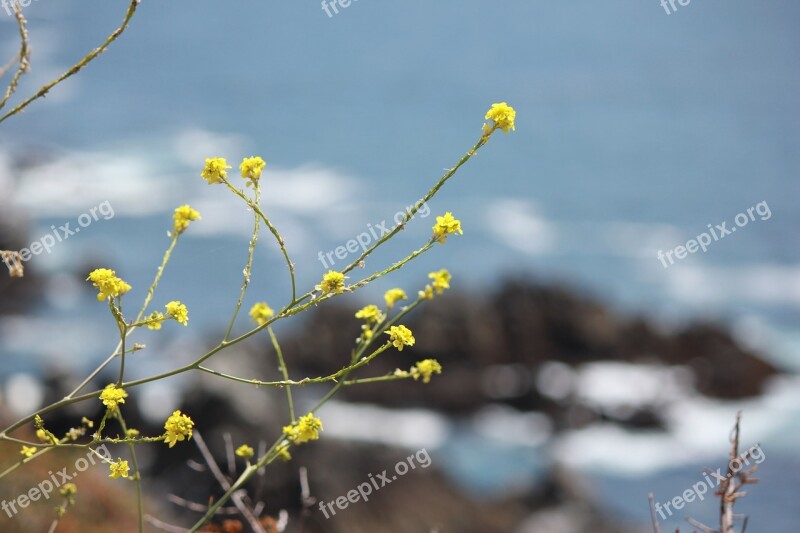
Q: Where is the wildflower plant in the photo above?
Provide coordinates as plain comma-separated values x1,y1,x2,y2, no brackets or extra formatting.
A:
0,102,516,531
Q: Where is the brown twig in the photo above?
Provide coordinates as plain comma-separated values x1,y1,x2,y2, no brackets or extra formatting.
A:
1,251,24,277
0,3,30,111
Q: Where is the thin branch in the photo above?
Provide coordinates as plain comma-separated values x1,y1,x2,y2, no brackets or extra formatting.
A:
0,3,30,111
192,431,266,533
0,0,141,124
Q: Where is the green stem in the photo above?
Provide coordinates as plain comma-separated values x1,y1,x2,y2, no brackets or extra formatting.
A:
222,178,297,303
269,326,295,422
224,185,261,341
0,0,141,124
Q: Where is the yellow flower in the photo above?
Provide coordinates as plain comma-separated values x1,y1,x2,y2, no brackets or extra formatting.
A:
87,268,132,301
428,269,451,295
235,444,254,458
100,384,128,410
164,410,194,448
283,413,323,445
201,157,231,184
276,444,292,462
386,325,415,351
317,270,346,294
418,285,434,300
384,288,407,309
20,445,36,458
59,483,77,497
108,458,130,479
240,156,266,185
172,204,201,234
249,302,274,326
126,429,140,438
146,311,165,330
355,304,383,323
432,212,463,243
165,301,189,326
485,102,516,133
411,359,443,384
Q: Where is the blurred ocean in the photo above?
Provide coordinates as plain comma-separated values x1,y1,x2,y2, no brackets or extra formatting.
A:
0,0,798,529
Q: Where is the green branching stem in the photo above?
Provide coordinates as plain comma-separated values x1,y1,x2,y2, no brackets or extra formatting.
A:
0,0,141,124
269,326,295,422
224,184,261,341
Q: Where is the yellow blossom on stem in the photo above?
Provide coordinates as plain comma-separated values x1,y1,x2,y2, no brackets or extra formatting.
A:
485,102,516,133
418,285,434,300
317,270,346,294
163,410,194,448
276,444,292,462
146,311,165,330
386,325,415,351
100,384,128,410
172,204,201,234
59,483,77,497
235,444,254,458
355,304,383,323
384,288,407,309
201,157,231,184
20,445,36,458
165,301,189,326
249,302,274,326
428,269,451,295
87,268,132,301
108,458,129,479
240,156,266,186
432,212,463,243
283,413,323,445
411,359,443,384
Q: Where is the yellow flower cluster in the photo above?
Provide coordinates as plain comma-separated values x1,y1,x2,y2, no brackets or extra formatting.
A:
411,359,443,383
249,302,274,326
235,444,254,458
146,311,166,330
419,269,452,300
384,288,407,309
429,269,451,294
201,157,232,184
432,212,463,243
20,445,36,458
317,270,346,294
355,304,383,323
240,156,266,186
164,410,194,448
108,459,130,479
100,384,128,410
172,204,201,234
59,483,77,498
165,301,189,326
485,102,516,133
386,325,415,351
87,268,132,301
283,413,323,445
